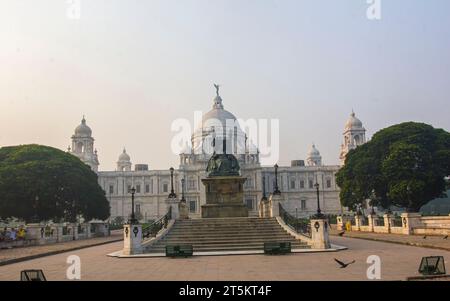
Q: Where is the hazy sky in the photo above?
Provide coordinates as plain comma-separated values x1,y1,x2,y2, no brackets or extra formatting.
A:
1,0,449,170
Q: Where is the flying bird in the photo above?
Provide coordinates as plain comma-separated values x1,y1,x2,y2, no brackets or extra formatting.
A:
338,231,345,237
423,235,427,239
334,258,355,269
443,235,448,240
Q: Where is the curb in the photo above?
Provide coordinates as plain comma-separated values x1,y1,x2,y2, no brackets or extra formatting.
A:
331,234,450,252
0,238,123,267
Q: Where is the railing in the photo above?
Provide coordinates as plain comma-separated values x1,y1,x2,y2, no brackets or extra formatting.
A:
392,216,403,227
142,207,172,240
361,218,369,226
375,217,385,227
279,204,311,238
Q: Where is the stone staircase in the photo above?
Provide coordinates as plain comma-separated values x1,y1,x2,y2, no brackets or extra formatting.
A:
145,217,310,253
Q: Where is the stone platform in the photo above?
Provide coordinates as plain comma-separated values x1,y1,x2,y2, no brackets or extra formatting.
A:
201,176,248,218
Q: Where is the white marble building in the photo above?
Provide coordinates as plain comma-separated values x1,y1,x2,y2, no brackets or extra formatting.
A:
69,91,366,221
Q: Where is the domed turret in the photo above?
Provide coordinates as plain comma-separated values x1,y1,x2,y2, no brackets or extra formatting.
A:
345,111,363,130
74,116,92,137
117,148,132,171
340,111,366,165
306,144,322,166
70,116,99,172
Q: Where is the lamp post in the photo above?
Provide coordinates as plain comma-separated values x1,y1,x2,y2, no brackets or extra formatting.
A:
314,182,324,218
262,176,267,200
273,164,281,195
168,167,177,198
181,178,186,202
129,186,137,224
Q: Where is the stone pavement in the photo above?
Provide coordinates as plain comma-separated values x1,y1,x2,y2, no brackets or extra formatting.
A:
0,230,122,266
0,236,449,281
330,229,450,251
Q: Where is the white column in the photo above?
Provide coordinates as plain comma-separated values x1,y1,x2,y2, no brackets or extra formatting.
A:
123,224,142,255
310,219,331,249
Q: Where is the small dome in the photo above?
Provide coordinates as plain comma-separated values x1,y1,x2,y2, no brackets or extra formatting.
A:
307,144,321,157
74,117,92,137
345,111,363,129
118,148,131,162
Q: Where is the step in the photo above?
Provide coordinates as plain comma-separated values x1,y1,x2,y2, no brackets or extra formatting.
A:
147,244,311,253
148,230,297,239
158,237,304,244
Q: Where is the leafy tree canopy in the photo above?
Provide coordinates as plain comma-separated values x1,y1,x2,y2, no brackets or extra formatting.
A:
0,144,110,222
336,122,450,212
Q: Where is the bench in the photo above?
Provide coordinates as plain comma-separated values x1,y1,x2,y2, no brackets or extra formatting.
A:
264,241,291,255
165,244,194,258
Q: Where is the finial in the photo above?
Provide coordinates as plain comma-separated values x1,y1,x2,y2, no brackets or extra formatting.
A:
123,147,126,153
82,115,86,123
351,109,355,117
67,145,71,152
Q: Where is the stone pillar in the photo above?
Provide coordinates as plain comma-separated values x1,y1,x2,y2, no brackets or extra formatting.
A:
383,214,391,233
310,219,331,249
55,224,64,242
26,224,46,244
84,223,92,238
401,212,422,235
166,198,179,220
367,214,375,232
259,198,270,218
336,216,344,231
179,200,189,219
354,215,361,231
71,223,79,240
270,194,282,217
123,224,142,255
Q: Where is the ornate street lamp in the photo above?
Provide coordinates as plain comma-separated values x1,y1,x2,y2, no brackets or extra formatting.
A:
181,178,186,203
262,176,267,200
168,167,177,198
273,164,281,195
313,182,324,218
129,186,137,224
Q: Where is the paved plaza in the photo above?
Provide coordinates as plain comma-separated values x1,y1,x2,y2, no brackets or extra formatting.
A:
1,236,449,281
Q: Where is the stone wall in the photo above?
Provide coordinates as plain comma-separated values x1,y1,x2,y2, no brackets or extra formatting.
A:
0,222,109,249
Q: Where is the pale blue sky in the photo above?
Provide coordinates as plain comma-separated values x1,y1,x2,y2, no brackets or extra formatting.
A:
0,0,449,170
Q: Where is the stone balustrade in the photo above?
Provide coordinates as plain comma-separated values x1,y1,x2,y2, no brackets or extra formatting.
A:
336,213,450,236
0,221,110,249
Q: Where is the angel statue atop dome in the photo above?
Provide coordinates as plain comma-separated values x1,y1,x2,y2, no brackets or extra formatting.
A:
214,83,220,96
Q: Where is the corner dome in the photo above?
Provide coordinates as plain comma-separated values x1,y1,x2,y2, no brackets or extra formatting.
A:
74,117,92,137
307,144,321,157
118,148,131,162
345,111,363,129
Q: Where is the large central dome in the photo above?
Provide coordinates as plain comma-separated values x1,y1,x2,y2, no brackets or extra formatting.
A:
192,87,246,157
201,95,238,128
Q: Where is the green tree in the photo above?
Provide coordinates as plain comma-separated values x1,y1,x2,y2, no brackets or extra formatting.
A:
336,122,450,212
0,144,110,222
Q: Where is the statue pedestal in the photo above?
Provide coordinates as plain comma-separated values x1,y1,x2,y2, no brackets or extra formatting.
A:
201,176,248,218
